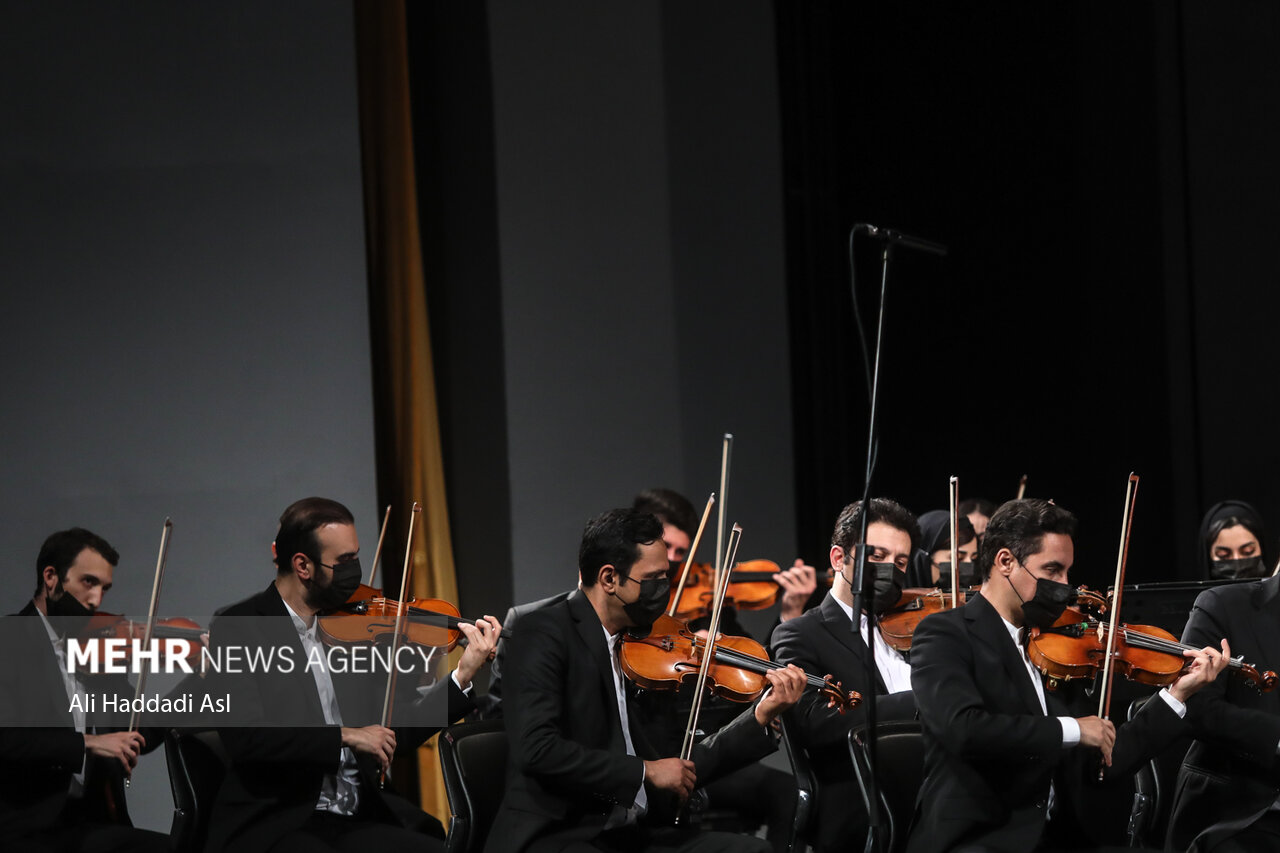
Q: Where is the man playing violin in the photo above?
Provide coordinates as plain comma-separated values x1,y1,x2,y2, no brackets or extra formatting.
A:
769,496,920,853
907,498,1230,853
202,497,502,853
631,488,813,852
486,507,806,853
0,527,169,853
633,488,819,629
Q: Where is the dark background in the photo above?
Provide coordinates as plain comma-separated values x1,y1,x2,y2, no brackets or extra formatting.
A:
776,1,1280,589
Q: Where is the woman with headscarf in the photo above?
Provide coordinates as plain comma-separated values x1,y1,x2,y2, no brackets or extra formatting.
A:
1197,499,1271,580
907,509,979,589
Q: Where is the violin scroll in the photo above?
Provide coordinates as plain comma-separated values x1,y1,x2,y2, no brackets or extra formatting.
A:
1069,585,1108,615
1233,660,1279,694
818,674,862,714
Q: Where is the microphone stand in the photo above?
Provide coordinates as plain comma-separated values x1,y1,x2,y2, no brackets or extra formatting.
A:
847,224,946,853
849,238,892,853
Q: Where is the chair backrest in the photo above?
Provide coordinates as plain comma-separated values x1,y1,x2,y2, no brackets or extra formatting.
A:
1126,693,1191,850
848,718,926,853
779,713,818,853
439,718,509,853
165,728,230,852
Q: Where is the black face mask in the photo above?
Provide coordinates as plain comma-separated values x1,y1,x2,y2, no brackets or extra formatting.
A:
867,561,907,614
307,557,363,612
1209,556,1266,580
668,560,683,580
47,580,94,636
936,561,977,589
1008,567,1072,629
616,573,671,637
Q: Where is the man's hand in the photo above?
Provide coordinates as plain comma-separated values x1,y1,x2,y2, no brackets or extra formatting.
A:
1076,715,1116,767
1169,638,1231,704
643,757,696,799
455,616,503,689
754,663,807,726
776,560,818,622
85,731,146,772
341,725,396,770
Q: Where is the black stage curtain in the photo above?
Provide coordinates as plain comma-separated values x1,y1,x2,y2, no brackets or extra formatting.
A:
775,1,1206,587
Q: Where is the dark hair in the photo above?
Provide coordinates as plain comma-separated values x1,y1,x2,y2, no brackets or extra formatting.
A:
274,497,356,575
632,488,698,539
958,498,997,519
978,499,1077,579
579,508,664,587
831,498,921,555
917,510,977,555
1207,516,1263,549
35,528,119,596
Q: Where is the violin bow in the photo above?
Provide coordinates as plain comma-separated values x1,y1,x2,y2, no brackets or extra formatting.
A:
1097,473,1139,777
668,493,715,619
949,476,960,608
367,504,392,588
714,433,733,594
125,518,174,785
379,502,421,787
681,524,744,761
1015,474,1028,500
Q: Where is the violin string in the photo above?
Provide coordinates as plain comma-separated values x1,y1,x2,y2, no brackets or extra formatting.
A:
1085,621,1247,672
706,644,830,690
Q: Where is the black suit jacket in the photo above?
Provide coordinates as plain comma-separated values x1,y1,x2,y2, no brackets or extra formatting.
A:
1167,574,1280,852
202,583,474,853
907,591,1188,853
0,601,168,838
769,592,916,853
483,590,577,718
484,590,778,853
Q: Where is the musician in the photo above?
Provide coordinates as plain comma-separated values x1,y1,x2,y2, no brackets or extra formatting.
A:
486,507,806,853
907,498,1229,853
1166,567,1280,851
1197,499,1270,580
632,489,807,850
769,497,920,853
906,509,979,589
203,497,501,853
0,527,169,853
633,488,819,627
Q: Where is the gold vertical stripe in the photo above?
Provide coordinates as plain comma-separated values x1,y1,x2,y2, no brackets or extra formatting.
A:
354,0,456,825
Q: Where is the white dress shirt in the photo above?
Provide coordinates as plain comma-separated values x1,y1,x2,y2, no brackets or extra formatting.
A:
603,627,647,828
283,600,361,816
832,595,915,693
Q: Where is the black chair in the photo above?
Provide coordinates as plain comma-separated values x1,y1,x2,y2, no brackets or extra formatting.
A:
848,718,926,853
778,713,819,853
438,718,509,853
1125,694,1191,849
164,728,229,852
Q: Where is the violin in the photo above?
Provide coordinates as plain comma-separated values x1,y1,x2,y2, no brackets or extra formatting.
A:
80,611,206,665
877,476,974,652
878,583,1107,653
1027,606,1278,693
667,560,787,619
319,583,511,650
619,613,859,711
1028,592,1277,694
878,588,972,652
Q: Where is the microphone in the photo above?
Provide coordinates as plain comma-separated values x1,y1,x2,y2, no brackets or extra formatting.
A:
854,223,948,257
